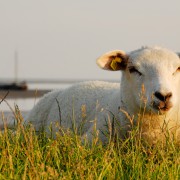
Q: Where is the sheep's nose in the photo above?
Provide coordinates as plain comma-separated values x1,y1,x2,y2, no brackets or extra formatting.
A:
154,91,172,102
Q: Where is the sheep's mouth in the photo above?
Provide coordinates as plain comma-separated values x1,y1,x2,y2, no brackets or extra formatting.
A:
152,101,173,112
158,106,172,112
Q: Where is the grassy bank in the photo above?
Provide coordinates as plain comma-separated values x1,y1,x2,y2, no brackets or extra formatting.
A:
0,109,180,180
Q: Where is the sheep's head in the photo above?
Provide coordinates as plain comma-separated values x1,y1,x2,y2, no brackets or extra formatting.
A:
97,47,180,114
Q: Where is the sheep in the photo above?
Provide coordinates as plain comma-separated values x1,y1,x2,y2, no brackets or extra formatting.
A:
26,46,180,145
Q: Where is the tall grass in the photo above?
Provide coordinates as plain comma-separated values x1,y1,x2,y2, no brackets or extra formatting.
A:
0,107,180,179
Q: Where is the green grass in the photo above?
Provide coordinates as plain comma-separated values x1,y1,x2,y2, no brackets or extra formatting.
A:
0,108,180,180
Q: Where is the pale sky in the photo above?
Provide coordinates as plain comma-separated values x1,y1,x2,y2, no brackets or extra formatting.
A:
0,0,180,81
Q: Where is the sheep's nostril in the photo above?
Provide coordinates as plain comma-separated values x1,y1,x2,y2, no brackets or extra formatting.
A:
166,92,172,98
154,92,165,101
154,91,172,102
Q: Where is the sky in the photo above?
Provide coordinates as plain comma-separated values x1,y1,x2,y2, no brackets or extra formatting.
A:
0,0,180,82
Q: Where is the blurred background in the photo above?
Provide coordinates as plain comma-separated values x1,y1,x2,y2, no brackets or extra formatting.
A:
0,0,180,111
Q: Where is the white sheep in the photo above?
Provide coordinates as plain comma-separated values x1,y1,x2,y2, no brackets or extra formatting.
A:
26,46,180,144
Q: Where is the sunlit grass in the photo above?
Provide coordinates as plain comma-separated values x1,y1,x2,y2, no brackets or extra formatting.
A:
0,107,180,179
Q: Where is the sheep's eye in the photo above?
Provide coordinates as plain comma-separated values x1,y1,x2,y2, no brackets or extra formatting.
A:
173,67,180,75
176,67,180,72
129,67,142,76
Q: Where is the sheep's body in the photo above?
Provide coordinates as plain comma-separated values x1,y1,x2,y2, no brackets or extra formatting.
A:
26,46,180,144
26,81,121,142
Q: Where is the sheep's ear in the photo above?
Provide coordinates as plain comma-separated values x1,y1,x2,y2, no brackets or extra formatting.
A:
96,50,128,71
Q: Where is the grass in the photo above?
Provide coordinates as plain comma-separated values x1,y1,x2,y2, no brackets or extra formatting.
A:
0,107,180,179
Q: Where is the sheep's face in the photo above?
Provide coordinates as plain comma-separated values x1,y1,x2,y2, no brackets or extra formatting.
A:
126,47,180,114
97,47,180,114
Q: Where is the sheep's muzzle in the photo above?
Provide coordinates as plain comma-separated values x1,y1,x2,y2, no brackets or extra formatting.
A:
153,101,173,112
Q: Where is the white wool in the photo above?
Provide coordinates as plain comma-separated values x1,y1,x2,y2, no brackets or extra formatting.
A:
26,46,180,144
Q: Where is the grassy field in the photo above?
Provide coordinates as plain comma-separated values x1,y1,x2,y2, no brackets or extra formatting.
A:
0,107,180,180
